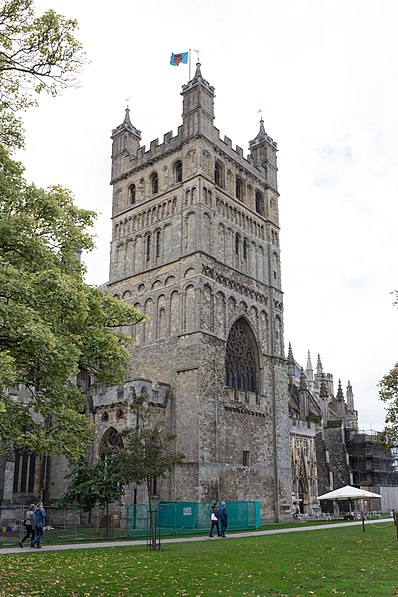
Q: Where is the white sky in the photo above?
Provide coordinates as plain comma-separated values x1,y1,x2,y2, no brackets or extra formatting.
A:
17,0,398,430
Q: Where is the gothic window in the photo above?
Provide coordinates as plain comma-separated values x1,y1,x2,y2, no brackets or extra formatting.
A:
151,172,159,194
129,184,136,204
156,230,161,258
13,449,36,494
235,233,240,257
236,177,243,200
99,427,124,460
174,160,183,183
146,234,151,262
225,319,257,392
116,409,124,420
243,239,248,261
255,190,264,215
101,411,109,422
243,450,250,467
214,161,224,188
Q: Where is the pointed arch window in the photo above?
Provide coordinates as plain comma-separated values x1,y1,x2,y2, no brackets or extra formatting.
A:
255,190,264,215
146,234,151,262
151,172,159,194
99,427,124,460
175,160,183,183
214,161,224,188
129,184,136,204
225,319,257,392
156,230,161,258
236,177,243,200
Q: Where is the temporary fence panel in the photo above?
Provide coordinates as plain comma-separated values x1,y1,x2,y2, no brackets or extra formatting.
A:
127,501,260,538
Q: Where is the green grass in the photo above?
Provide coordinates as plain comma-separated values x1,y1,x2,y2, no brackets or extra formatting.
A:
1,522,397,596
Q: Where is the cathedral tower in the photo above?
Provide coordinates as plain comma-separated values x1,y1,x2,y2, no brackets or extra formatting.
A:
106,65,291,519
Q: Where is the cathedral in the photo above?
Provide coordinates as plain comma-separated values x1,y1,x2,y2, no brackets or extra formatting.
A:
1,64,389,523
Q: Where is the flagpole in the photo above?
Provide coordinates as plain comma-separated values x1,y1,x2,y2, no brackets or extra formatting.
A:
189,48,191,80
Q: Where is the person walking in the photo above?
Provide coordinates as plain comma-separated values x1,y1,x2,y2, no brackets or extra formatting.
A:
209,502,221,537
218,501,228,537
32,501,46,549
19,504,36,548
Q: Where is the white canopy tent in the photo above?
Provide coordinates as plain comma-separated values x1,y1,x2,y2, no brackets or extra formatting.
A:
317,486,382,531
317,485,381,501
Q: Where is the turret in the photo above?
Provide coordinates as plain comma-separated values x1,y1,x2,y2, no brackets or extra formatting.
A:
345,381,359,430
248,117,278,192
287,342,295,386
319,379,329,424
299,367,308,420
181,63,215,139
335,379,346,418
111,107,141,180
306,350,314,390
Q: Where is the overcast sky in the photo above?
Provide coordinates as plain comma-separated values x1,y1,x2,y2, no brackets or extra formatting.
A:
17,0,398,430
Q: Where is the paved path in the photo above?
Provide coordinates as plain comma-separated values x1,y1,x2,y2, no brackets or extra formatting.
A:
1,518,392,555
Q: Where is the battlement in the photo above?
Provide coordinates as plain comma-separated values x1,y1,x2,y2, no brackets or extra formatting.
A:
89,377,171,410
121,121,271,180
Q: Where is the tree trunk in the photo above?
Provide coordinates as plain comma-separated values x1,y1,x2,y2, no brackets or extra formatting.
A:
106,501,110,541
147,480,156,550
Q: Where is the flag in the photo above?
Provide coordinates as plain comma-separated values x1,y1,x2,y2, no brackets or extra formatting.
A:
170,52,188,66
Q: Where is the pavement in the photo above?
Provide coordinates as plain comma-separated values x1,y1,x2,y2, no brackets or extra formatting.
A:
1,518,392,555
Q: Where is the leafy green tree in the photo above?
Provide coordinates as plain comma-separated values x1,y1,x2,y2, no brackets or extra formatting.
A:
57,458,124,540
378,291,398,446
0,146,145,458
0,0,85,149
378,363,398,447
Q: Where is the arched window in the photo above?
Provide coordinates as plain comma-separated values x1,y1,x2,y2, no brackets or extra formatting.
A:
243,239,248,261
129,184,136,204
236,177,243,200
146,234,151,262
214,162,224,188
101,411,109,422
235,233,240,257
151,172,159,194
255,190,264,215
175,160,182,183
99,427,124,460
156,230,161,258
225,319,257,392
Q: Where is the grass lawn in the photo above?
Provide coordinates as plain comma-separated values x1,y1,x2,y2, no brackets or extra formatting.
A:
1,522,397,596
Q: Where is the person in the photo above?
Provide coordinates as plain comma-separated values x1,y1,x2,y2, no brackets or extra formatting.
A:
19,504,36,548
218,501,228,537
32,501,46,548
209,502,221,537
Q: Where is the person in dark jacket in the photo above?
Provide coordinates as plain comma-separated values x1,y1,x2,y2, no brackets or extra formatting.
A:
208,502,221,537
218,501,228,537
32,502,46,548
19,504,36,548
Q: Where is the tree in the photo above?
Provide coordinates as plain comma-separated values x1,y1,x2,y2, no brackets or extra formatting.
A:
0,0,85,149
378,291,398,446
0,146,145,459
112,394,185,548
57,458,124,540
378,363,398,447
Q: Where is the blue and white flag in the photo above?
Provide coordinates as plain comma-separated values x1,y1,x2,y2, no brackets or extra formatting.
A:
170,52,188,66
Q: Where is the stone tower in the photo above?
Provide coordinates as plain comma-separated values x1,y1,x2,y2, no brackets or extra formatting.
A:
106,64,291,520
